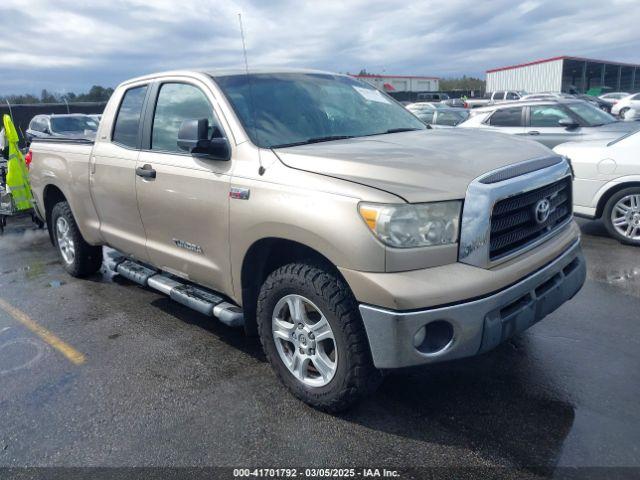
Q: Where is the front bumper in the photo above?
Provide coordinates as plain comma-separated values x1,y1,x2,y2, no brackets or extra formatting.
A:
359,240,586,369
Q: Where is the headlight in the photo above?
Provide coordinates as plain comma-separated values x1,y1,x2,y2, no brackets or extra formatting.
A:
359,201,461,248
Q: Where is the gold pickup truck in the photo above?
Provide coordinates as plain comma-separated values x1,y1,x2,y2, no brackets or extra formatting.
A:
28,69,586,411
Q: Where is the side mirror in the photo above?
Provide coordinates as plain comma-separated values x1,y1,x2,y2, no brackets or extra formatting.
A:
558,118,580,130
177,118,231,161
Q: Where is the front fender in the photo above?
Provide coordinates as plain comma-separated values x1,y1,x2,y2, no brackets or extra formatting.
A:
592,175,640,208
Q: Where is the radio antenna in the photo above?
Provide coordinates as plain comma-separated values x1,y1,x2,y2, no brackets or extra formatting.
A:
238,13,265,176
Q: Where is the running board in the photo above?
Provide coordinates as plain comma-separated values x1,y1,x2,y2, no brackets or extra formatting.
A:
112,259,244,328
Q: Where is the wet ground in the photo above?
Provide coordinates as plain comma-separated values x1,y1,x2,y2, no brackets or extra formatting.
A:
0,217,638,479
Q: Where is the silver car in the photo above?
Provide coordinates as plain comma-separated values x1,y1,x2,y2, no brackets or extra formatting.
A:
26,114,99,143
458,99,638,148
407,102,470,127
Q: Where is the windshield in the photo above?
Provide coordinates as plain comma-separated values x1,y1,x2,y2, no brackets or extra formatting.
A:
213,73,425,148
50,116,99,133
565,102,617,126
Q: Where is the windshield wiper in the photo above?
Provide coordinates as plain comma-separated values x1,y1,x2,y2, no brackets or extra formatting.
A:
271,135,354,149
384,127,423,134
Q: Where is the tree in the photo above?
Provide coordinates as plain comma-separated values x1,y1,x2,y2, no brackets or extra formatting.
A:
439,75,486,92
3,86,115,105
40,89,58,103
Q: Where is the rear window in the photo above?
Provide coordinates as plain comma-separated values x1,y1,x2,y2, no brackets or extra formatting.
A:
112,85,148,148
434,110,468,126
50,116,98,133
487,107,523,126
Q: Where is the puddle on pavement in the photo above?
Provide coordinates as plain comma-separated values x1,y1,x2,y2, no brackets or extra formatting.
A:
1,265,31,275
24,262,45,279
586,259,640,298
47,280,66,288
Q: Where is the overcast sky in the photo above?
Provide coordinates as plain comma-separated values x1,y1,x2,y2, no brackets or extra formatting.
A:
1,0,638,95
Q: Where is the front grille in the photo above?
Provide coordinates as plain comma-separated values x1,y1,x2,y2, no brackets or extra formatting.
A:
489,177,572,260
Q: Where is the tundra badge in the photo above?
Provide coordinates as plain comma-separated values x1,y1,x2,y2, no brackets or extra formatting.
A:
173,239,204,254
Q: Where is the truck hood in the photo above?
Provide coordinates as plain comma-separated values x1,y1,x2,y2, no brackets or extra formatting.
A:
274,129,554,203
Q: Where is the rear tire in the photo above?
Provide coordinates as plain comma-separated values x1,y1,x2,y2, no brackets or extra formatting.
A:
618,107,630,118
603,187,640,246
51,201,103,277
257,262,381,412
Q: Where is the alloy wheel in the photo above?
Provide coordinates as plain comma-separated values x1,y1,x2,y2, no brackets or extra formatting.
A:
55,217,76,264
272,294,338,387
611,194,640,241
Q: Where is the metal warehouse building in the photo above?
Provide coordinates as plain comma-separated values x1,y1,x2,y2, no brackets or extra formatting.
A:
486,56,640,94
353,74,440,93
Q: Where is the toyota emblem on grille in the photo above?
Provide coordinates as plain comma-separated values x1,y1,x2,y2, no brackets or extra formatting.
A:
534,198,551,224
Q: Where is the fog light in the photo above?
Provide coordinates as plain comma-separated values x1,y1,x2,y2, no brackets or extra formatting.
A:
414,320,454,354
413,326,426,348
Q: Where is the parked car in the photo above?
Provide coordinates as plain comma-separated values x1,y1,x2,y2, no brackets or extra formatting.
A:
26,114,99,143
623,108,640,122
441,98,466,108
409,105,469,127
611,93,640,117
464,90,525,108
458,99,637,148
29,68,585,411
554,129,640,245
598,92,630,106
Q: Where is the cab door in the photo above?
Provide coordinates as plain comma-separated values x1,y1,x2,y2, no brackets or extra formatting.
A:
524,104,583,148
135,80,233,294
89,83,150,261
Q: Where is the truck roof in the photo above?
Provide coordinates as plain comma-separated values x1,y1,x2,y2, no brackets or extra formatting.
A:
121,67,341,86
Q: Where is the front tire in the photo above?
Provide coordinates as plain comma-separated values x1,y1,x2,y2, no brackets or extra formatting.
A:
257,262,381,412
603,187,640,246
51,201,103,277
618,107,630,118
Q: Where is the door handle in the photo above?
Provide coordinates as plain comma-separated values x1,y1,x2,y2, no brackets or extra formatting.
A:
528,131,540,135
136,164,156,179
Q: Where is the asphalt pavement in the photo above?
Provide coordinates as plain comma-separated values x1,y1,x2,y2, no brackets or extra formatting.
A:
0,216,638,479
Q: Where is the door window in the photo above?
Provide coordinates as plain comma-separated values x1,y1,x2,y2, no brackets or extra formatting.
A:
493,91,505,101
112,85,148,148
530,105,572,127
151,83,218,153
487,107,523,126
505,91,519,100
